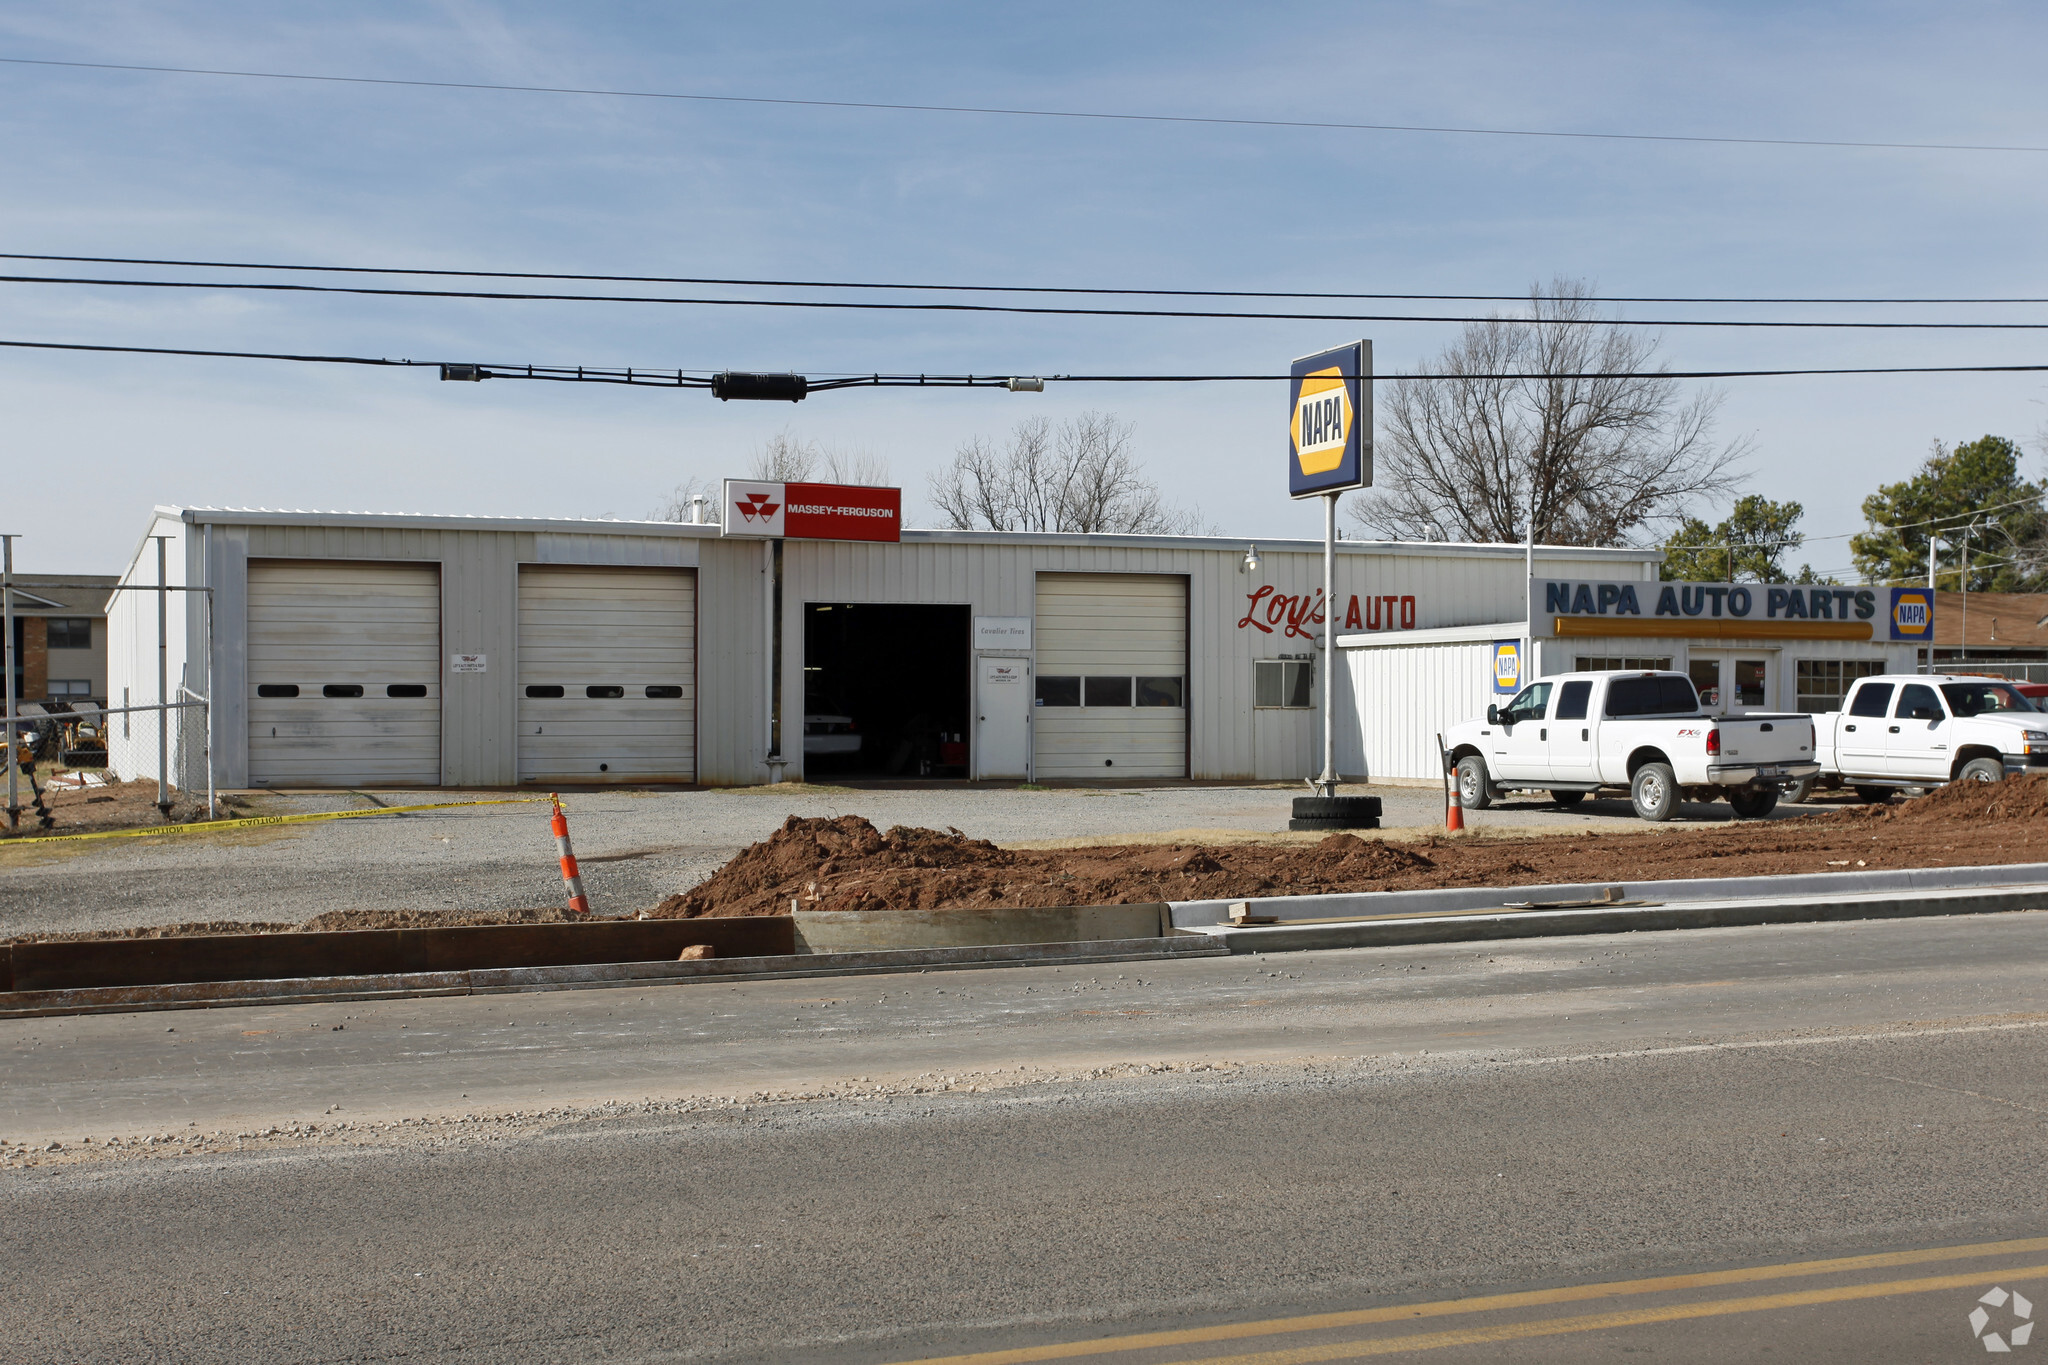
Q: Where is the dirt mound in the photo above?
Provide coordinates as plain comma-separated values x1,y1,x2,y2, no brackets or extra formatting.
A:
1851,772,2048,825
647,820,1440,918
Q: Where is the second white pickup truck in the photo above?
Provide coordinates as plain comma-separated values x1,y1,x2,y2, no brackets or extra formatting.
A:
1813,674,2048,800
1442,670,1819,821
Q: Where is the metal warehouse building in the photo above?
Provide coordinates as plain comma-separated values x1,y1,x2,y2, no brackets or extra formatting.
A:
108,505,1905,790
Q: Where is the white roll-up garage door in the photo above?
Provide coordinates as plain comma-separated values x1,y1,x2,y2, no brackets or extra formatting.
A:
518,566,695,783
1032,573,1187,779
247,560,442,786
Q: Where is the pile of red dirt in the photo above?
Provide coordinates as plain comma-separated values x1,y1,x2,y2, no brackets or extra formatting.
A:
650,782,2048,919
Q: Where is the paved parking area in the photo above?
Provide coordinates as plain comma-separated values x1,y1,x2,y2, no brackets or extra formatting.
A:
0,780,1827,939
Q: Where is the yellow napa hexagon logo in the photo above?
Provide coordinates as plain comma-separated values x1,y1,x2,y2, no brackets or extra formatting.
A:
1292,367,1354,475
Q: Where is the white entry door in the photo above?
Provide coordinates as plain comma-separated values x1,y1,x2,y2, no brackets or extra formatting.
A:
976,658,1030,779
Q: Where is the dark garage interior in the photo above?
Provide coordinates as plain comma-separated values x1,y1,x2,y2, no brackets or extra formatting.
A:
802,603,971,777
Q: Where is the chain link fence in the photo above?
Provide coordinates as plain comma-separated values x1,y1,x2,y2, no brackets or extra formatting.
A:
4,695,213,833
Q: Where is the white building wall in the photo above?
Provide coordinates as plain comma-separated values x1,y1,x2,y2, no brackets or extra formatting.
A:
105,514,197,785
1345,637,1501,781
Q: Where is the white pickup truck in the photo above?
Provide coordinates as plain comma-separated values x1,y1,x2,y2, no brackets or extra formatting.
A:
1442,670,1819,821
1813,674,2048,800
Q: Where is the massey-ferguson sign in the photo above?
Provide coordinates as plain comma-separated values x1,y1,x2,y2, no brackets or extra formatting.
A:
720,480,901,542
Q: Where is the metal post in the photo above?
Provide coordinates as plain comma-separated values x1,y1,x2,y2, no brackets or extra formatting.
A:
1926,535,1938,673
154,536,170,817
202,525,216,819
1521,483,1537,693
1960,525,1971,671
2,534,16,829
1314,491,1338,795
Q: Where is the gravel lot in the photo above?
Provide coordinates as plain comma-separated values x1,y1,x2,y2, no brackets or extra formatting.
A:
0,780,1817,939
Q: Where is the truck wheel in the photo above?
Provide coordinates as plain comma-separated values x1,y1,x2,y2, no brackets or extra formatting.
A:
1727,786,1779,819
1854,785,1893,804
1782,775,1817,804
1630,763,1679,822
1549,789,1586,807
1958,757,2006,784
1455,756,1494,811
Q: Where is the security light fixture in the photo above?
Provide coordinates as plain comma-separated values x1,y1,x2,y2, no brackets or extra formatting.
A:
1241,544,1261,574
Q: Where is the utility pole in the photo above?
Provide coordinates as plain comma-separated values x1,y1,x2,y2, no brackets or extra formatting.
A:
1926,535,1939,673
1314,490,1338,795
2,535,17,829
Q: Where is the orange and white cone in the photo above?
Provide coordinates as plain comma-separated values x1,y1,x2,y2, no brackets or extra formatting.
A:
1446,786,1466,833
551,793,591,915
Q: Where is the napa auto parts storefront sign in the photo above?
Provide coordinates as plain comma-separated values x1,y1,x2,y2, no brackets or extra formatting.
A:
721,480,901,542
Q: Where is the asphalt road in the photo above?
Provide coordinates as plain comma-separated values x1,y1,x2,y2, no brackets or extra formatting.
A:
0,781,1834,939
5,911,2045,1362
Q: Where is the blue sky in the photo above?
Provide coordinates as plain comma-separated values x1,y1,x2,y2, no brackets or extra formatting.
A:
3,1,2046,574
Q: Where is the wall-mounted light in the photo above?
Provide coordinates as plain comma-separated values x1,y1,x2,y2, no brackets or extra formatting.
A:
1241,544,1261,574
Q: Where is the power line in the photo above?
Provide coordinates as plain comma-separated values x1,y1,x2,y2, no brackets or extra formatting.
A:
4,252,2044,307
6,336,2048,385
9,271,2048,329
5,55,2044,156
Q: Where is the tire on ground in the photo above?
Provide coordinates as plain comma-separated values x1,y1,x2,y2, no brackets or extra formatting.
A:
1782,775,1817,804
1455,755,1494,811
1290,795,1384,820
1958,757,2006,784
1288,815,1383,831
1630,762,1679,822
1727,785,1779,819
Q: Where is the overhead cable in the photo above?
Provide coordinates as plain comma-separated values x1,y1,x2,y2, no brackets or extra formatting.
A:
7,272,2048,329
3,252,2043,306
4,55,2044,156
6,337,2048,385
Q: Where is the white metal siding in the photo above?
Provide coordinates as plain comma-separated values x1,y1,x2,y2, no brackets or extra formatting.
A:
1347,639,1498,781
1033,573,1187,779
246,560,442,786
517,566,696,783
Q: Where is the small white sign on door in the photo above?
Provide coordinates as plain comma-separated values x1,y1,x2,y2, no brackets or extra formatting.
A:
975,616,1031,652
450,653,488,673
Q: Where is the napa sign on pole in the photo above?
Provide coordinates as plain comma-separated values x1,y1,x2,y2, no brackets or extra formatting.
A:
1289,341,1373,793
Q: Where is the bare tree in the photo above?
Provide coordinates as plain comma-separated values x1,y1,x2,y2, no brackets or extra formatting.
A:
1349,279,1747,546
928,412,1204,534
748,429,819,482
656,430,894,523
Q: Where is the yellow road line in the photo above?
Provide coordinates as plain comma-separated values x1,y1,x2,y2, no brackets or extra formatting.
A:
0,796,549,845
1170,1262,2048,1364
885,1236,2048,1365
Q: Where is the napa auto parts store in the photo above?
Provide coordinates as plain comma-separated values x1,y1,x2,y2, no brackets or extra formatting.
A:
106,487,1906,790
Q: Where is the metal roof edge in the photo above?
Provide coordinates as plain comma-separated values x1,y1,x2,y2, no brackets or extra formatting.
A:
1338,621,1528,649
170,507,722,537
897,529,1660,558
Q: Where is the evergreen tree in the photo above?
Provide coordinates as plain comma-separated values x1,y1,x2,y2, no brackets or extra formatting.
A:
1850,436,2047,590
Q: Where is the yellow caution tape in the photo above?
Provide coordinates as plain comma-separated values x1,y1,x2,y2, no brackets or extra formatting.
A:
0,796,552,846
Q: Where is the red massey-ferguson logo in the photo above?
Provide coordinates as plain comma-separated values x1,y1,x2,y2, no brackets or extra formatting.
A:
734,491,780,523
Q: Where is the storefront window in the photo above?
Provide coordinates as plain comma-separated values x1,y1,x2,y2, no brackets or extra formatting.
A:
1795,659,1884,713
1083,676,1133,708
1574,656,1672,671
1254,659,1314,709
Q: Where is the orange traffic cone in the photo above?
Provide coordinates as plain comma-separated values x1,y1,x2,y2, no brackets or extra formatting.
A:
1446,787,1466,833
550,793,591,915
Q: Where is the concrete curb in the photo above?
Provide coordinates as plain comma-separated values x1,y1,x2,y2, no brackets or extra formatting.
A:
1180,882,2048,953
0,936,1228,1020
1168,860,2048,928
